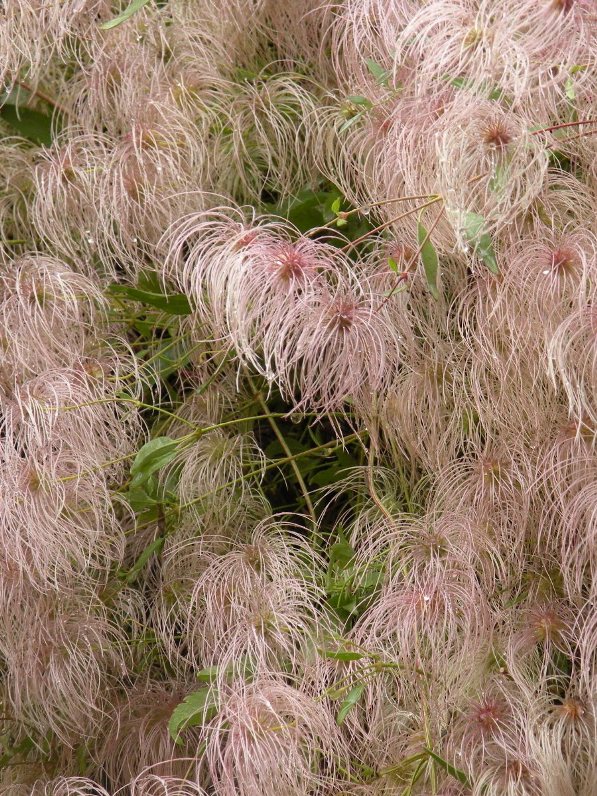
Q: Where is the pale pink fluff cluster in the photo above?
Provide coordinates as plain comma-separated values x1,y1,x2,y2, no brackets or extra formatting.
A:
0,253,144,788
0,1,596,795
164,207,402,415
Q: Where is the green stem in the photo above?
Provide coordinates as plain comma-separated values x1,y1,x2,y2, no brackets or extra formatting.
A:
252,386,316,525
401,758,428,796
194,349,234,396
367,451,394,523
49,396,198,429
129,431,365,535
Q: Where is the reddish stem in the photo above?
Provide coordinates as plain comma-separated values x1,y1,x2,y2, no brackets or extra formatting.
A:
531,118,597,135
379,203,446,309
341,196,442,253
15,80,70,117
547,128,597,147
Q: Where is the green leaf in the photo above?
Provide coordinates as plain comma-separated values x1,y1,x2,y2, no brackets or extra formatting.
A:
152,337,195,380
387,257,399,273
417,221,440,299
565,76,576,102
338,113,364,133
125,479,160,512
132,319,156,337
330,596,358,618
331,197,342,215
195,657,253,685
379,751,428,778
0,105,53,146
320,649,365,661
130,437,179,486
329,536,355,570
336,683,365,724
310,464,344,486
408,758,429,791
284,191,327,231
443,75,504,102
548,149,572,171
488,85,505,101
488,162,508,194
265,437,310,458
446,76,473,90
196,666,220,683
108,284,192,315
100,0,152,29
460,211,499,274
168,687,219,743
360,566,384,591
269,188,338,232
124,535,165,583
346,95,373,109
0,735,35,768
326,683,349,700
365,59,390,86
424,748,471,787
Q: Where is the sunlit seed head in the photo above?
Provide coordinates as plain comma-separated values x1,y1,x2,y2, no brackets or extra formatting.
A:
528,605,567,643
552,0,575,13
548,246,578,276
415,530,449,561
329,298,357,332
243,543,264,571
463,28,484,47
232,228,260,251
482,120,513,150
270,244,312,282
479,457,506,485
468,696,507,736
555,697,586,723
24,466,42,493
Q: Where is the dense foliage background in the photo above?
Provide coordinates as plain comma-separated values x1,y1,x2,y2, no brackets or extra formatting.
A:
0,0,596,794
